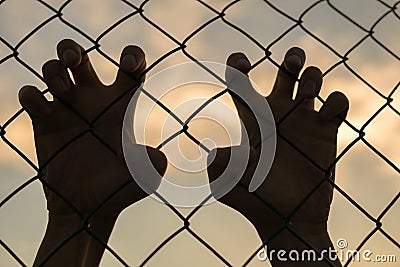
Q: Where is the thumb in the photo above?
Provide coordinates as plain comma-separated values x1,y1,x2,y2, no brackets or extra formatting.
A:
207,146,259,196
120,144,167,194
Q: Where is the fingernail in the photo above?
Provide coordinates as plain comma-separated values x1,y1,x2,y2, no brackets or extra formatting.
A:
51,76,67,92
302,80,317,98
121,54,137,72
63,49,79,66
287,54,302,66
235,58,250,70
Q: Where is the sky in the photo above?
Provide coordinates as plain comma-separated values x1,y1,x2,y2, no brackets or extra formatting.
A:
0,0,399,266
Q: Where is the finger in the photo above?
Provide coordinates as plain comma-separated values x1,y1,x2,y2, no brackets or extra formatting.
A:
295,66,323,109
57,39,100,86
113,45,146,90
270,47,305,100
42,59,72,99
226,52,252,75
19,86,51,118
225,53,261,147
319,91,349,128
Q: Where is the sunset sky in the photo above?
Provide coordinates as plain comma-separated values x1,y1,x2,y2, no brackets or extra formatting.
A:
0,0,399,266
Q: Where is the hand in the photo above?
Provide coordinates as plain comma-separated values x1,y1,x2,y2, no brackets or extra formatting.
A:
19,39,167,266
207,48,348,266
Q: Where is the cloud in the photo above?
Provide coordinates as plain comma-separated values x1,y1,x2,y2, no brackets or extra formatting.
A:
1,1,399,266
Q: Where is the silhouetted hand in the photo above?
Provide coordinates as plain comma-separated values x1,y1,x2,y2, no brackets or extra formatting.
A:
19,39,167,267
207,48,348,266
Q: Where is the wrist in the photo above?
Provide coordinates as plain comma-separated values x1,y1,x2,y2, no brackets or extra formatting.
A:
34,213,89,267
48,210,119,226
266,222,328,247
258,217,328,243
88,213,119,236
48,213,85,229
83,214,119,267
259,224,341,266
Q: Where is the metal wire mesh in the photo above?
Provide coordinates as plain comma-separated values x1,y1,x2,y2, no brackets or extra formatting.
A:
0,0,399,266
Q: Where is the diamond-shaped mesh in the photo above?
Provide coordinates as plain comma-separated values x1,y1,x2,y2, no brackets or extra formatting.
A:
0,0,399,266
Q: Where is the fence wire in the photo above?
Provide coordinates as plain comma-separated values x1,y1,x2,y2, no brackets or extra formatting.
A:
0,0,399,266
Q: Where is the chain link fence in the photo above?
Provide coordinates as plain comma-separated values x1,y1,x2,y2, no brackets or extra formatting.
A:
0,0,399,266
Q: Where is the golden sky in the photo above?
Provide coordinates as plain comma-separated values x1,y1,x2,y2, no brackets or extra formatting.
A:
0,0,399,266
